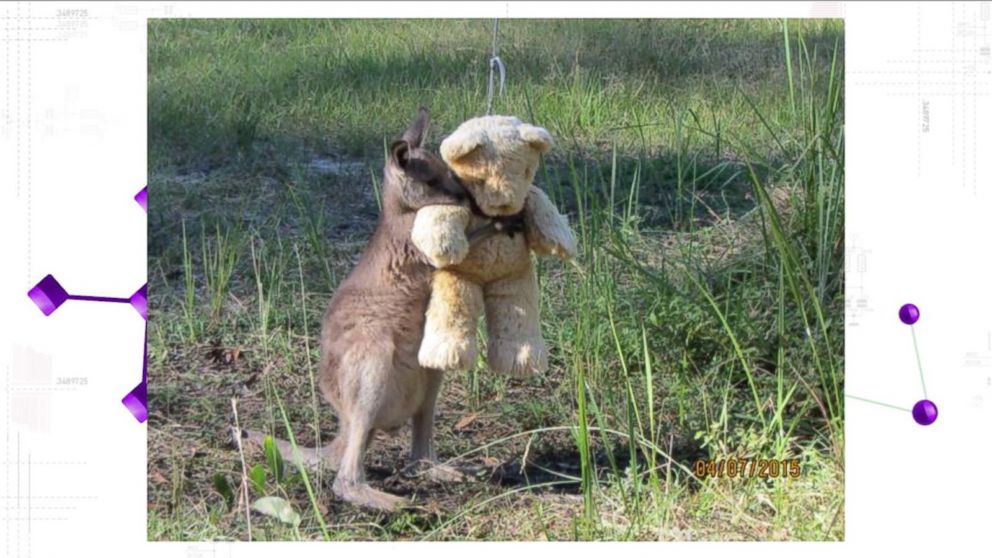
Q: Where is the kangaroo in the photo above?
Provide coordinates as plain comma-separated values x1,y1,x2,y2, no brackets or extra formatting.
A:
245,108,477,511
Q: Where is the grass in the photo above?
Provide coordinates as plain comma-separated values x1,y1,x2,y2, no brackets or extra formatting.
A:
147,18,844,541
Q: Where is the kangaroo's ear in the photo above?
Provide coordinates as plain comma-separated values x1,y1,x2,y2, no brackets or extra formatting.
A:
401,106,430,148
390,139,436,185
519,124,553,154
389,140,411,170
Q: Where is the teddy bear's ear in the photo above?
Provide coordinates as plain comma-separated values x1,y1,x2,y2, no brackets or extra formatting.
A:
519,124,553,154
440,129,485,164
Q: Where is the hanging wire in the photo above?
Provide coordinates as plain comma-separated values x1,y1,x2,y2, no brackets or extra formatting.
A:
485,18,505,115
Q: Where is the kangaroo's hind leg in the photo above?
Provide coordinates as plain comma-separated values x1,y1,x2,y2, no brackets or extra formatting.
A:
330,344,408,512
332,414,406,511
405,368,463,482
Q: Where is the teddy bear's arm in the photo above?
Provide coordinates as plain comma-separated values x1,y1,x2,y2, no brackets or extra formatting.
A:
411,205,473,268
522,186,577,260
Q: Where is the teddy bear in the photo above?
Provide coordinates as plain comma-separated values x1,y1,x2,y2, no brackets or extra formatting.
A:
410,115,577,376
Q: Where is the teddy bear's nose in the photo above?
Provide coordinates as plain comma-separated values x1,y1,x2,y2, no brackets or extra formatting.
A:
492,203,515,214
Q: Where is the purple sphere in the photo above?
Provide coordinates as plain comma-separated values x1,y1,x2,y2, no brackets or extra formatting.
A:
912,399,938,426
899,303,920,325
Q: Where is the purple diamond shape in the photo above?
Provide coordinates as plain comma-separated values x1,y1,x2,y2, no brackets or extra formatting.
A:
123,324,149,423
130,284,147,321
122,383,147,423
134,186,147,213
28,274,70,316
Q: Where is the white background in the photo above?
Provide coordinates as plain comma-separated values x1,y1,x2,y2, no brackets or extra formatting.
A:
1,1,990,556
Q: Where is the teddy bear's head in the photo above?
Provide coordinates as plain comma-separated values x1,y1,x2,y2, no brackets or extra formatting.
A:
440,115,552,217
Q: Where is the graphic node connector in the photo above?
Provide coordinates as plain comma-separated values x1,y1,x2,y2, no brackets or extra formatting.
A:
899,303,938,426
26,186,148,423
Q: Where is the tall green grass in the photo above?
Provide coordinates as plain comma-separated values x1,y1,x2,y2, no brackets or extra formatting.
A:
548,25,844,536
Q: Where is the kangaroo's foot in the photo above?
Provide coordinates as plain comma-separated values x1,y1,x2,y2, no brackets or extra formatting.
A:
332,478,408,512
401,459,465,483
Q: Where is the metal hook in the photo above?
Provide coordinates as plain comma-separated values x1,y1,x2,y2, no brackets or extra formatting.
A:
485,19,505,115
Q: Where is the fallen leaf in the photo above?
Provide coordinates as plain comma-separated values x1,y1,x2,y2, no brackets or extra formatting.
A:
251,496,301,527
225,347,242,364
454,413,480,430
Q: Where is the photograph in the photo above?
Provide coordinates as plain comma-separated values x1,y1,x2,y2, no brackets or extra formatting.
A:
146,18,845,541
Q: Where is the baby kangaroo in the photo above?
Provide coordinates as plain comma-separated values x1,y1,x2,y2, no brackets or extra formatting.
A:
247,108,471,511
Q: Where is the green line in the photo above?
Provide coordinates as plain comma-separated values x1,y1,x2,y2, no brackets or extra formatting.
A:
845,394,911,413
910,325,928,398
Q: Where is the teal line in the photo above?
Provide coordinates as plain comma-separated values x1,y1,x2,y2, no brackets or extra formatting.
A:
910,325,928,398
845,394,911,413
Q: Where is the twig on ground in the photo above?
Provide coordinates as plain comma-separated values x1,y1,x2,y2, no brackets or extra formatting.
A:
230,397,253,542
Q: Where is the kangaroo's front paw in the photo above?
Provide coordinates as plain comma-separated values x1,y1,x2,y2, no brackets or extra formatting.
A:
487,337,548,376
418,329,477,371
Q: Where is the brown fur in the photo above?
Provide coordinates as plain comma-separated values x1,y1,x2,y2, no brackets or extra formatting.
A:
246,108,466,511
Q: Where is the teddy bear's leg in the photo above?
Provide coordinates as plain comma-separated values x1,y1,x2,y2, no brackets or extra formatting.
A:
483,267,548,376
418,270,484,372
